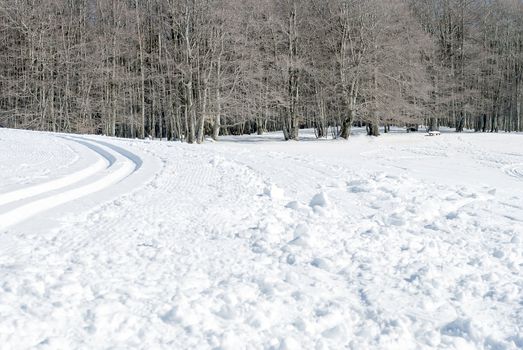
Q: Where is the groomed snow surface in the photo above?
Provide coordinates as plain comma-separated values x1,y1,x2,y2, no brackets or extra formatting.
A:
0,128,522,350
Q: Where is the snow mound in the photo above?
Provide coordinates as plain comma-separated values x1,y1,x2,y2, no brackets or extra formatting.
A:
309,192,329,208
263,184,285,200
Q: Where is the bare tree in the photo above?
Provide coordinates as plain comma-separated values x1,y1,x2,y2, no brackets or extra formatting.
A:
0,0,521,138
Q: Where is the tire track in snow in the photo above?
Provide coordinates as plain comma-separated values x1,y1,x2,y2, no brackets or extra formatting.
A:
0,136,141,230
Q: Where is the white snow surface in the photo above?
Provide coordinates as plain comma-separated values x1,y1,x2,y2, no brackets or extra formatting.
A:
0,127,522,349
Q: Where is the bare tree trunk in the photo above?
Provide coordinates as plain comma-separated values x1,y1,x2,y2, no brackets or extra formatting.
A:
212,40,223,141
285,1,299,141
340,109,353,139
428,117,439,132
135,0,146,139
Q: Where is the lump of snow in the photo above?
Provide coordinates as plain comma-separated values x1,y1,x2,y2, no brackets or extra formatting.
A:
492,249,505,259
289,224,312,247
321,325,347,341
220,331,242,350
311,257,330,270
347,179,373,193
285,201,311,214
288,235,310,248
264,184,285,200
387,213,406,226
309,192,329,208
285,201,300,210
160,306,182,325
279,337,301,350
441,318,475,340
484,336,510,350
294,223,309,237
216,304,236,320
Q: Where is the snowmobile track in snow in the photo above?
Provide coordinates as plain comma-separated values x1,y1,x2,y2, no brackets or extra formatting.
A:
0,136,141,230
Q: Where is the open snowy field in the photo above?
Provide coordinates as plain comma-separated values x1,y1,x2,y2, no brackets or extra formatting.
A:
0,128,522,349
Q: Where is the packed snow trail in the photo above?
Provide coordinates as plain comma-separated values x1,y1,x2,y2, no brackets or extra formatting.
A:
0,128,522,349
0,136,141,230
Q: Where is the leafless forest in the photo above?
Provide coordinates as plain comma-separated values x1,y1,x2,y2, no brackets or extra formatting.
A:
0,0,522,142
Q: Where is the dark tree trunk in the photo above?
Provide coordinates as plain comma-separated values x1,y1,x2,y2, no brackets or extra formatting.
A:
456,111,465,132
367,119,380,136
340,109,353,139
428,117,439,132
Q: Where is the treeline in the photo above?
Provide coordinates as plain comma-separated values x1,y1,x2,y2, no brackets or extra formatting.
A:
0,0,522,142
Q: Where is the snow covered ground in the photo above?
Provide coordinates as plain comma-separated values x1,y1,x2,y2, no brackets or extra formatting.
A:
0,127,522,349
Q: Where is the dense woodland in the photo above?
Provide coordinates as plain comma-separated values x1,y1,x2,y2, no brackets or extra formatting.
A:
0,0,522,142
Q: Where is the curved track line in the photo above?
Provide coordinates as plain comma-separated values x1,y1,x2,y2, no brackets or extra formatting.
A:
502,163,523,180
0,137,141,230
0,138,113,207
84,139,143,170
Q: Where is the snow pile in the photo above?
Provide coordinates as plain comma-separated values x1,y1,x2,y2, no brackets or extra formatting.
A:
309,191,329,208
263,183,285,200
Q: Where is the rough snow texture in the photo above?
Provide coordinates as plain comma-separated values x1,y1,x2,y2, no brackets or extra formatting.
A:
0,128,522,349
